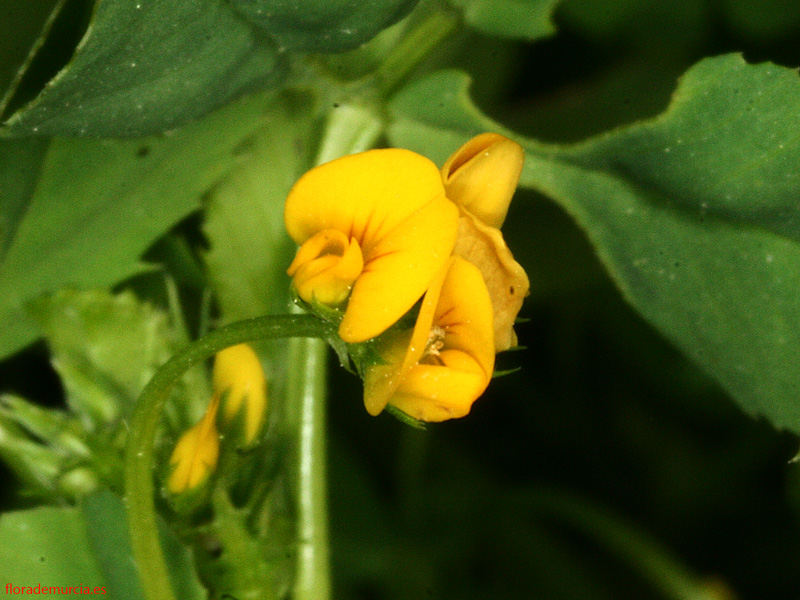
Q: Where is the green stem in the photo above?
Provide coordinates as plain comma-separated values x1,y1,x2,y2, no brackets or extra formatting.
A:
375,7,460,95
286,336,330,600
124,314,332,600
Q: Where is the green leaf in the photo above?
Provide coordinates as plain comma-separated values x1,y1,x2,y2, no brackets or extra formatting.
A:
30,290,178,426
565,56,800,244
0,137,47,261
387,55,800,432
231,0,419,53
1,0,283,137
0,492,204,598
0,91,268,361
204,92,314,323
0,505,105,588
449,0,561,40
83,491,147,600
83,490,205,600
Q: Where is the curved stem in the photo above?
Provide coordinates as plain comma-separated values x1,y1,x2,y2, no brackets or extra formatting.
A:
124,314,332,600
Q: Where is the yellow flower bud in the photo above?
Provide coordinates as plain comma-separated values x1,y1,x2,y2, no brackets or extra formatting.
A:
212,344,267,446
285,149,459,343
364,257,495,422
441,132,524,229
167,397,220,494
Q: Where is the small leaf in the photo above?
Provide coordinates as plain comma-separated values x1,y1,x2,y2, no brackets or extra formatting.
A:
30,289,178,426
1,0,284,137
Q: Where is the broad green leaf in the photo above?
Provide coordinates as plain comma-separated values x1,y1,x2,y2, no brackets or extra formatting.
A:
449,0,561,40
0,137,47,261
566,56,800,243
0,91,268,361
203,92,314,324
387,55,800,432
231,0,419,53
1,0,283,137
0,505,104,588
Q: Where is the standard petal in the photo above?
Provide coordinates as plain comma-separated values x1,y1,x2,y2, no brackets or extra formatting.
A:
441,133,524,229
285,148,447,248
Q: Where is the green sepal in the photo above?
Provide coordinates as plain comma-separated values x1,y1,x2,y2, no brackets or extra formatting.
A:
492,367,522,379
384,404,427,430
191,489,293,600
162,452,218,519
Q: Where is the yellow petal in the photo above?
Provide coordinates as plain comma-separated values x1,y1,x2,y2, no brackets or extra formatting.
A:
364,257,496,422
362,260,450,416
432,256,496,380
285,148,446,250
285,149,458,342
213,344,267,445
168,397,220,494
390,350,487,422
441,133,524,228
339,196,458,342
288,229,364,306
454,212,529,352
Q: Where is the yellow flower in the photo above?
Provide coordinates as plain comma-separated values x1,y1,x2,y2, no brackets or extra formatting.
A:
167,396,220,494
213,343,267,446
440,133,529,351
364,257,495,422
285,149,459,343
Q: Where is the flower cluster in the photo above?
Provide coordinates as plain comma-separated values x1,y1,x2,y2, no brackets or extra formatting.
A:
167,343,267,494
285,134,529,422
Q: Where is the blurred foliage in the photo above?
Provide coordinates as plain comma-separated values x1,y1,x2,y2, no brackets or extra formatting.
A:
3,0,800,599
